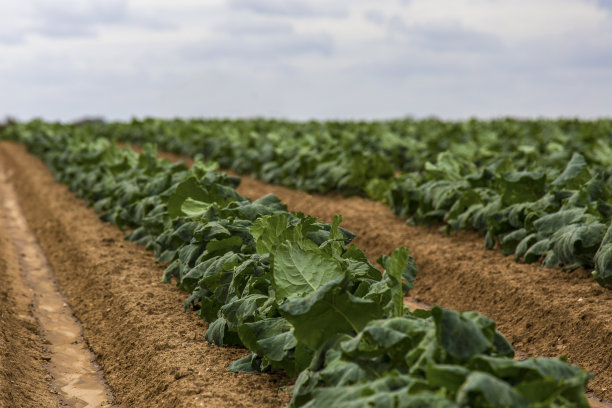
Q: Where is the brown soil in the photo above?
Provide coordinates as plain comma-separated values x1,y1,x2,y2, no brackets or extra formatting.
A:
0,142,292,408
0,178,60,407
1,167,113,407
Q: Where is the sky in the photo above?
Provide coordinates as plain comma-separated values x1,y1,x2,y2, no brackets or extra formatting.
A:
0,0,611,122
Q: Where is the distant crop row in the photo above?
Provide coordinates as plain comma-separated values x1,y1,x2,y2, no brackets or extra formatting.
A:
35,116,611,286
0,123,592,407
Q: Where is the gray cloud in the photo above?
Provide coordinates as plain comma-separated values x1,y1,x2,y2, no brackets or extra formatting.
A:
32,0,128,38
218,20,295,37
363,10,385,25
0,31,27,45
182,34,334,64
227,0,348,18
595,0,612,11
387,18,502,53
354,16,504,81
0,0,176,44
209,18,333,61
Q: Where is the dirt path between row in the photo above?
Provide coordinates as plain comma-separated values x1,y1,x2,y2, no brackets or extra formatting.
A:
0,142,292,407
0,166,113,407
0,174,60,408
230,170,612,402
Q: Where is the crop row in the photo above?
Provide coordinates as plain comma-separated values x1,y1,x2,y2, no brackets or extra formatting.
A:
1,123,592,407
28,117,611,286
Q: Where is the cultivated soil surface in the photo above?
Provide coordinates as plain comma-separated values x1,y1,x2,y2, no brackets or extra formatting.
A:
0,174,60,408
1,142,611,407
0,167,112,407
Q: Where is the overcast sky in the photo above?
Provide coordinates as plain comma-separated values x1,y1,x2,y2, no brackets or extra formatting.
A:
1,0,611,121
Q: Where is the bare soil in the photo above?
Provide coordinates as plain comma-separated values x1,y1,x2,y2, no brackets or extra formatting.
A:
0,177,60,408
1,167,112,407
0,142,292,408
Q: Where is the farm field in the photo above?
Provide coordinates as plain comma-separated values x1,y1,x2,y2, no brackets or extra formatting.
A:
1,119,612,407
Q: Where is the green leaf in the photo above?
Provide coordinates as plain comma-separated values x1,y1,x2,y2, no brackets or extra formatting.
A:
378,247,416,317
550,223,605,266
340,317,430,359
426,364,470,394
456,372,530,407
227,353,265,373
167,177,210,218
432,307,491,362
551,153,591,189
593,222,612,286
533,208,586,235
236,317,301,374
204,317,241,346
205,236,243,256
250,214,291,255
496,172,546,206
501,228,528,256
281,279,383,349
524,239,551,264
219,293,269,326
181,198,212,218
515,233,537,261
424,152,464,181
273,241,344,300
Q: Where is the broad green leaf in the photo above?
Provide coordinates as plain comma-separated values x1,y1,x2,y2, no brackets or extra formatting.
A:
227,353,264,374
426,364,470,394
496,171,546,206
523,239,551,264
551,153,591,189
250,214,291,255
273,241,343,300
181,198,212,218
456,372,530,407
167,177,210,218
236,317,301,374
432,307,491,361
204,317,241,346
550,223,605,266
424,152,464,181
533,208,586,235
205,236,243,255
281,279,383,349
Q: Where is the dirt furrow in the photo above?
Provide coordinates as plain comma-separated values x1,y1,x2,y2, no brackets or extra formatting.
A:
0,175,60,408
0,164,113,407
0,142,292,408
